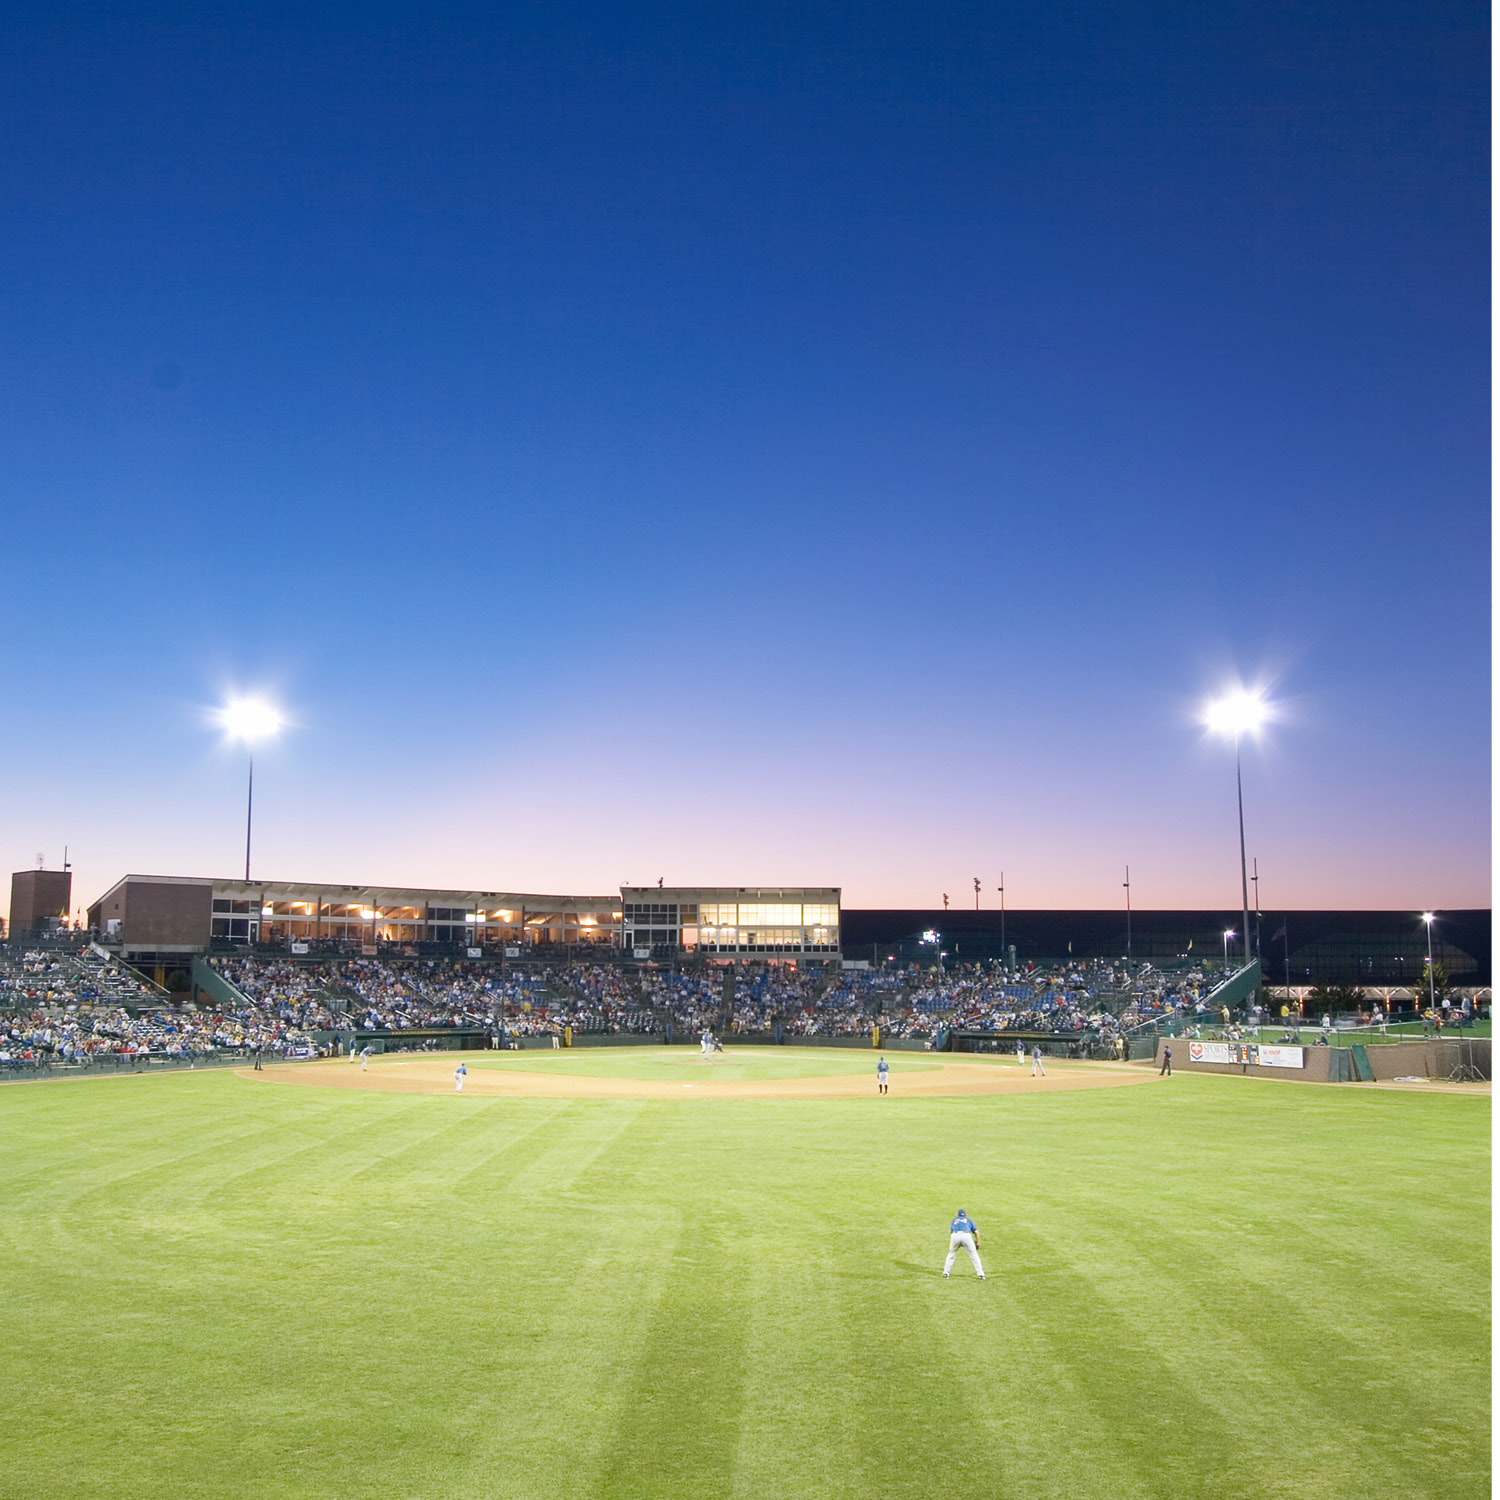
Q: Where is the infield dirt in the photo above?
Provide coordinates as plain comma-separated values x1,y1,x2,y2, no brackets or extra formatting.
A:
242,1052,1158,1100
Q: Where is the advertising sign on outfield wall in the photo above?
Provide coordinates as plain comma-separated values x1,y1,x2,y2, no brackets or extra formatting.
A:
1187,1040,1305,1069
1188,1041,1232,1063
1255,1045,1305,1068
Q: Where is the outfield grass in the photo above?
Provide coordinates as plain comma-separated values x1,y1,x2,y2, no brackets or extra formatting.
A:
0,1057,1488,1499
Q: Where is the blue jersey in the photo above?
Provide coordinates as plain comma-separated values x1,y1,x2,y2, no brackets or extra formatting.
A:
950,1213,977,1235
877,1058,889,1074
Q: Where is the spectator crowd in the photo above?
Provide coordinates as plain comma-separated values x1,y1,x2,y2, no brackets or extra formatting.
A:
7,938,1449,1075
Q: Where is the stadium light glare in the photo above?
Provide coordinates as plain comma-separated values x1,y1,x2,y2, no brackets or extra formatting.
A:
1203,688,1268,739
220,697,282,743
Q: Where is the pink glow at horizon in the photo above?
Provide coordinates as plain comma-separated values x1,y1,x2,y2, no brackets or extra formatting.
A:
24,676,1489,920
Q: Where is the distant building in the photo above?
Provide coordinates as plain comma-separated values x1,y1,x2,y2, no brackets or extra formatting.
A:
86,874,212,956
622,887,840,960
9,868,73,939
83,874,842,964
86,874,624,961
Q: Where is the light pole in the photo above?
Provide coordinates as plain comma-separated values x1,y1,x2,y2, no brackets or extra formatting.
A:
1223,928,1235,969
1421,912,1436,1017
220,699,283,883
1205,688,1269,972
1123,865,1132,965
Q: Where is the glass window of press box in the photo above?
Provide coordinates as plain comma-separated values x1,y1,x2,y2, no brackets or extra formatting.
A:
627,899,838,954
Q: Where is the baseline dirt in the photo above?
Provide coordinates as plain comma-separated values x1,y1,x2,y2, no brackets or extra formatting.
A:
240,1051,1157,1100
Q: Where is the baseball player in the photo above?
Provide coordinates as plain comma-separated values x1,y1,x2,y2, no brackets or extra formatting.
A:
1016,1040,1026,1068
877,1055,889,1094
1032,1044,1045,1076
454,1061,467,1093
360,1045,373,1071
943,1208,985,1279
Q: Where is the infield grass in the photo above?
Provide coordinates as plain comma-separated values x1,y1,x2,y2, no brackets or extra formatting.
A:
466,1045,941,1081
0,1053,1488,1499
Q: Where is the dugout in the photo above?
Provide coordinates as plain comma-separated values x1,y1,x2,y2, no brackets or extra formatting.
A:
320,1028,491,1054
945,1029,1097,1057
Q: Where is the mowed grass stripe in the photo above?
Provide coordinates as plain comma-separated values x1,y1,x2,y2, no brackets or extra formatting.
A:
726,1213,866,1499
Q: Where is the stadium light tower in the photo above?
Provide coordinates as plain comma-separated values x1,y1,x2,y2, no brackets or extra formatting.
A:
1204,687,1269,971
220,698,283,882
1421,912,1437,1015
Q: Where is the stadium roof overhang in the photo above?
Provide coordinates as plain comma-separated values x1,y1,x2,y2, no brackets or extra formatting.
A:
207,878,620,916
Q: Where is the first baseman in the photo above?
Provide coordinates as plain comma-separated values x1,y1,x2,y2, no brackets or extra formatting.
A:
454,1062,468,1092
877,1055,889,1094
943,1209,985,1279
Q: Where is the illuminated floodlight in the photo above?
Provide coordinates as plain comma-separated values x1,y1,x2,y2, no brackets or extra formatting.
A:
1421,912,1435,926
215,696,289,886
1200,682,1277,978
922,929,939,943
220,698,283,743
1204,688,1269,739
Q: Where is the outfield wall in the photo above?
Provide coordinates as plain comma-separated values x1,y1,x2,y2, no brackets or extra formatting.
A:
1154,1038,1490,1082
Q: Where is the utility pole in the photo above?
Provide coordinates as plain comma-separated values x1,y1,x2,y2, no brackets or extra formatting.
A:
1123,865,1132,965
1251,859,1261,958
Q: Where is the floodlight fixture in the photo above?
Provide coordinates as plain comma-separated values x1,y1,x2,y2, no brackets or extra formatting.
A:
220,698,283,743
1204,687,1269,739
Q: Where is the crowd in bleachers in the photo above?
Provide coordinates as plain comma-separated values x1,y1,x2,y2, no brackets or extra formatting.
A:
0,939,1279,1073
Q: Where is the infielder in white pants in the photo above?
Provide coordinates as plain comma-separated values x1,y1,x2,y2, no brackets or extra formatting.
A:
943,1209,985,1279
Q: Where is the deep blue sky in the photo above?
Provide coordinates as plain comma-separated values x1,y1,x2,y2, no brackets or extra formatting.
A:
2,1,1489,913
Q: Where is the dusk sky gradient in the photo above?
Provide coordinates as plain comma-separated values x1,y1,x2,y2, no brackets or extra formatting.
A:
1,1,1489,915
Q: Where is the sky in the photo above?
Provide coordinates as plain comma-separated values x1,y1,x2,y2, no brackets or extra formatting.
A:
1,1,1489,916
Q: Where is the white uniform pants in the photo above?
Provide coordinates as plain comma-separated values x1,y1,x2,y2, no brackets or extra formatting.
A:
455,1075,464,1092
944,1231,984,1277
1032,1054,1045,1075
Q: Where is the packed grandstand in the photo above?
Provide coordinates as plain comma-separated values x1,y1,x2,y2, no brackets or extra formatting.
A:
0,937,1369,1073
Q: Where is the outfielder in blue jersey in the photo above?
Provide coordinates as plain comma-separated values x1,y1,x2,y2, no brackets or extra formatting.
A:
943,1209,985,1279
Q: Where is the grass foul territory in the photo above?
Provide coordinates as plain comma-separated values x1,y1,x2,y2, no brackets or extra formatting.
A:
0,1053,1488,1500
